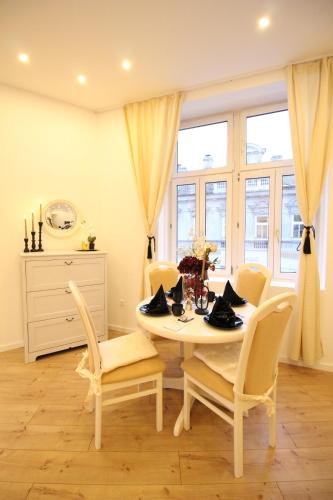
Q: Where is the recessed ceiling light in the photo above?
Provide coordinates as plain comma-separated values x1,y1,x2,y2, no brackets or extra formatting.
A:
258,16,270,30
77,74,87,85
18,53,30,64
121,59,132,71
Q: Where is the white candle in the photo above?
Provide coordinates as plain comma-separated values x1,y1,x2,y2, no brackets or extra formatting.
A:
39,202,42,222
32,211,35,232
24,216,27,238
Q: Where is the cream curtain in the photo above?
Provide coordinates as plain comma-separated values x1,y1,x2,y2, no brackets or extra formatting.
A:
124,92,184,288
287,57,333,364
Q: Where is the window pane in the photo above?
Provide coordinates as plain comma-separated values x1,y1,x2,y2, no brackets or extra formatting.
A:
176,184,196,261
205,181,227,269
177,122,227,172
280,174,302,273
244,177,270,266
246,110,292,164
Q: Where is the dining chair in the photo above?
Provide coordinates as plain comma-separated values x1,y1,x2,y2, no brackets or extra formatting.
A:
144,260,179,297
234,262,272,306
69,280,165,450
181,291,296,477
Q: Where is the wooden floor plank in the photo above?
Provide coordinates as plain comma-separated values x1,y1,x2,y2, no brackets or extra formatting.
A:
277,479,333,499
284,421,333,448
0,482,32,500
0,449,180,485
179,447,333,483
27,482,283,499
91,422,294,452
0,424,93,452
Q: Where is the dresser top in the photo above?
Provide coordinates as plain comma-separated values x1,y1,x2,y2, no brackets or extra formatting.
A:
20,250,107,258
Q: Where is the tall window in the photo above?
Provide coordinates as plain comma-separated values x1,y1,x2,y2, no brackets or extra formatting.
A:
169,105,303,280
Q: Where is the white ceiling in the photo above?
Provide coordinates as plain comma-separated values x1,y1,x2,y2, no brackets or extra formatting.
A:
0,0,333,112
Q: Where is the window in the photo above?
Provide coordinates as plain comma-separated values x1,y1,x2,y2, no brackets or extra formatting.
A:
177,121,228,172
172,173,232,275
255,216,269,240
169,105,304,281
279,174,303,274
292,214,303,239
245,109,293,165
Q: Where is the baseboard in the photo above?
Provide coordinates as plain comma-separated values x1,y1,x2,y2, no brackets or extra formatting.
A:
0,340,24,352
279,355,333,373
108,324,134,335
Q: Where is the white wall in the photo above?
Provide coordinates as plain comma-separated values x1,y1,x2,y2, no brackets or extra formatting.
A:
0,85,145,351
97,109,146,332
0,85,99,349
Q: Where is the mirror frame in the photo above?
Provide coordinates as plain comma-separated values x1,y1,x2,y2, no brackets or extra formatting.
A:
43,199,80,238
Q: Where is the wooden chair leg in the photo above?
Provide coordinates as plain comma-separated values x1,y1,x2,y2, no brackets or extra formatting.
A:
269,385,277,447
156,374,163,432
183,376,191,431
233,404,244,478
95,393,102,450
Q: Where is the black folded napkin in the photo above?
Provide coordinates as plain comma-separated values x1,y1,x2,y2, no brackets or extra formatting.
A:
222,280,247,306
205,296,243,329
140,285,169,315
171,276,183,303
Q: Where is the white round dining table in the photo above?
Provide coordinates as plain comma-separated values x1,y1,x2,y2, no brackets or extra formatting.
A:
136,298,256,436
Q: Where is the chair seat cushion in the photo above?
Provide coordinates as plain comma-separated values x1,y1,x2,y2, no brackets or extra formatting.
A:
102,355,166,384
98,330,158,373
193,342,241,384
181,357,234,402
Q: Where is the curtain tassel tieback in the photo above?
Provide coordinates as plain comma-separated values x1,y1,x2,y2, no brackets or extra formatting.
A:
147,235,156,259
76,350,102,396
297,225,315,254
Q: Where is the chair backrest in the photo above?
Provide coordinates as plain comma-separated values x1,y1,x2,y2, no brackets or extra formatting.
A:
144,261,179,297
234,262,272,306
68,280,101,374
234,292,296,397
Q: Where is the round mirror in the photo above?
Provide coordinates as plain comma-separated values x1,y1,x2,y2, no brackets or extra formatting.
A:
44,200,79,237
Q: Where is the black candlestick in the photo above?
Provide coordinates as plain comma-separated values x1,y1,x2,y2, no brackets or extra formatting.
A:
31,231,37,252
23,238,29,253
38,221,44,252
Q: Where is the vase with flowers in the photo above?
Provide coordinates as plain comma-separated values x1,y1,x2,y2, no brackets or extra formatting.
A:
177,236,218,311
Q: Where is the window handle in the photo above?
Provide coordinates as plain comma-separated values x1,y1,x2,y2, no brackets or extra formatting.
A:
64,260,73,265
66,317,75,322
275,229,280,243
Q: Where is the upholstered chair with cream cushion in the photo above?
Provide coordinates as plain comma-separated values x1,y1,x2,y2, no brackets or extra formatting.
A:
69,281,165,450
144,261,179,297
234,262,272,306
182,292,296,477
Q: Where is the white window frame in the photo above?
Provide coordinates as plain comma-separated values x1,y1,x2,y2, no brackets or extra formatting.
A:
171,177,200,262
199,173,233,277
274,167,302,280
166,102,313,283
171,173,232,277
239,103,293,171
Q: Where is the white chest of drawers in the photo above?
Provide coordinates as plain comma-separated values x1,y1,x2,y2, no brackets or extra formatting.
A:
21,250,108,362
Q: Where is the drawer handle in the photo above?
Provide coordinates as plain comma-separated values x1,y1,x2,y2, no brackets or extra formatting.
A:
66,317,75,322
65,289,72,294
64,260,73,265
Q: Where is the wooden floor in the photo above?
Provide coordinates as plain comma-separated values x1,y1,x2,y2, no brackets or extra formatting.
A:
1,337,333,500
